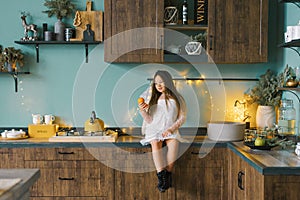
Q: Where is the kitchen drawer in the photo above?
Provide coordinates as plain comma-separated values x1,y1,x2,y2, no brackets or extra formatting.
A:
0,148,24,168
24,148,97,161
25,161,54,197
178,147,227,168
53,161,113,197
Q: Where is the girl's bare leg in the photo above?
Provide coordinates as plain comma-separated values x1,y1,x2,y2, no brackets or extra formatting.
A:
165,139,179,172
150,140,166,172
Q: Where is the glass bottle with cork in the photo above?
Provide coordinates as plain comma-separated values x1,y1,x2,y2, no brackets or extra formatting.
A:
278,99,296,136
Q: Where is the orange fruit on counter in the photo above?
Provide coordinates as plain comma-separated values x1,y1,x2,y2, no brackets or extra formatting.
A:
137,97,145,104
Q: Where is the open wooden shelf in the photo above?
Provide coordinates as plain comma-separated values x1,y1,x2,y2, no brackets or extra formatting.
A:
14,40,101,63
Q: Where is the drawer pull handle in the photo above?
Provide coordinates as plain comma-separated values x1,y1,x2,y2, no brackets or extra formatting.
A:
58,151,75,155
191,152,207,155
59,177,75,181
238,171,245,190
130,152,146,154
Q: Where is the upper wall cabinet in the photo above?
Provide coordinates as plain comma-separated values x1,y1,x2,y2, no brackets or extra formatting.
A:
104,0,164,63
104,0,268,63
208,0,268,63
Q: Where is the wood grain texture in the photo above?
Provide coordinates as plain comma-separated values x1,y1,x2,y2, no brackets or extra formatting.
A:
175,147,228,200
73,1,103,42
104,0,164,63
208,0,268,63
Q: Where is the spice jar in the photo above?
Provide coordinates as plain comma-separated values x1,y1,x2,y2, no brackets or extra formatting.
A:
278,99,296,135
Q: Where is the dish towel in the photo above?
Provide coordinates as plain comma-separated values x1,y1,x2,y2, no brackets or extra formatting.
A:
0,178,22,196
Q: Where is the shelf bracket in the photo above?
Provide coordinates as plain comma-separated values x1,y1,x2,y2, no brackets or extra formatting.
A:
283,90,300,103
85,44,88,63
35,44,39,63
292,2,300,8
10,73,18,92
287,47,300,56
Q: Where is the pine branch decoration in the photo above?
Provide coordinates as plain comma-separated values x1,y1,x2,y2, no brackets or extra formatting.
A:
43,0,76,20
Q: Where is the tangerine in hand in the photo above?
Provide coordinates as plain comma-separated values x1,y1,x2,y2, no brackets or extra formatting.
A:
137,97,145,104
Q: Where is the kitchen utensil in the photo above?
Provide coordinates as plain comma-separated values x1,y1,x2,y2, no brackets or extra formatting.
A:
44,114,55,125
1,129,27,139
84,111,104,132
72,1,103,41
32,114,43,125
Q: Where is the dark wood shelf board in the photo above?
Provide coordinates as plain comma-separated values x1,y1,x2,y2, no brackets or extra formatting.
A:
147,77,259,81
164,24,208,31
14,40,101,63
14,40,101,45
279,0,300,3
278,87,300,91
278,39,300,47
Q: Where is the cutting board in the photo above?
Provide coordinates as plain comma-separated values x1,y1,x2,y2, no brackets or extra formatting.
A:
0,178,22,195
72,1,103,41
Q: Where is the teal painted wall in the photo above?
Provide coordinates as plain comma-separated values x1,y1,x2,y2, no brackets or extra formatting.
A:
0,1,292,128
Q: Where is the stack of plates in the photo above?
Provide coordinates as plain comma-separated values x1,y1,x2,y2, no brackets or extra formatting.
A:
1,129,27,139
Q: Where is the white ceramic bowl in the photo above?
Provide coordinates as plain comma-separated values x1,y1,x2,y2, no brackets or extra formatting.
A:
207,121,246,141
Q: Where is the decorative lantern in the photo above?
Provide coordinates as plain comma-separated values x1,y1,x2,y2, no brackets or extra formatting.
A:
164,6,178,25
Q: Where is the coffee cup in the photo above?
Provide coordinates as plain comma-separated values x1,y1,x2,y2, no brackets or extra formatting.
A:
32,114,43,124
44,115,55,125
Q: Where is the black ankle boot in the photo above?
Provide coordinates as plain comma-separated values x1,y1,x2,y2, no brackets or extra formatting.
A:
166,171,172,187
156,169,169,192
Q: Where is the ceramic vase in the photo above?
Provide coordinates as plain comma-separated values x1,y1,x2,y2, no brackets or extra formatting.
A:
55,19,65,41
256,105,276,129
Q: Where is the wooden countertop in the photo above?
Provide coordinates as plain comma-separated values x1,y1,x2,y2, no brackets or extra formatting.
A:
1,135,299,175
0,169,40,200
228,141,300,175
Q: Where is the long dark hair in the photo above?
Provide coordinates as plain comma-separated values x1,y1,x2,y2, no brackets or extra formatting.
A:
148,70,185,119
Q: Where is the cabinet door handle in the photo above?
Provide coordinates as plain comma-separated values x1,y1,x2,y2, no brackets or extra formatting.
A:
58,177,75,181
58,151,75,155
160,35,163,50
238,171,245,190
209,35,213,50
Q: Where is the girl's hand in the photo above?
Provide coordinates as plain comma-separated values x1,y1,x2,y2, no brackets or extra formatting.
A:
162,129,172,137
138,102,149,111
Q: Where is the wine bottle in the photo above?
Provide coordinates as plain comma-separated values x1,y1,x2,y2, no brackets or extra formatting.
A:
182,0,188,25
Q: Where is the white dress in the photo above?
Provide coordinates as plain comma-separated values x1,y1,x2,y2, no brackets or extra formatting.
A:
140,99,185,145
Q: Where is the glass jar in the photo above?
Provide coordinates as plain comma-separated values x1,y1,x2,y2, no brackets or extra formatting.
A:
278,99,296,135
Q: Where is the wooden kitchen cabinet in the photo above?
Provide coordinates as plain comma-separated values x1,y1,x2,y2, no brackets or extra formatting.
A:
175,146,228,200
228,148,300,200
104,0,164,63
24,148,114,199
113,147,169,199
228,149,264,199
104,0,268,63
208,0,268,63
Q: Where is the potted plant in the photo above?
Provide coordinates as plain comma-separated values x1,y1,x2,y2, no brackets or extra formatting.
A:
42,0,77,41
247,69,282,129
0,47,24,72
